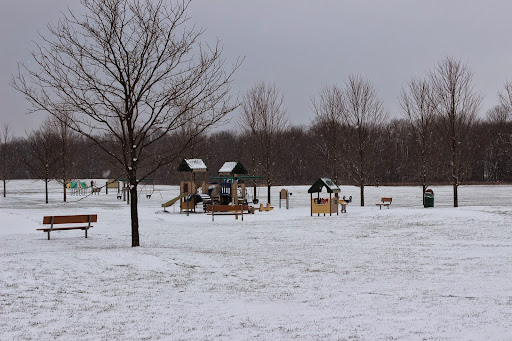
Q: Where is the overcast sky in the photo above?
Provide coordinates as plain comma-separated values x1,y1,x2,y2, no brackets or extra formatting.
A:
1,0,512,137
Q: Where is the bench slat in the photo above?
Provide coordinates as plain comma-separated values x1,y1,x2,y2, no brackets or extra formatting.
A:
37,226,94,231
43,215,97,225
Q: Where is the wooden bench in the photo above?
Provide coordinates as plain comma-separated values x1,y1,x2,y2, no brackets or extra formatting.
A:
376,197,392,210
36,214,97,240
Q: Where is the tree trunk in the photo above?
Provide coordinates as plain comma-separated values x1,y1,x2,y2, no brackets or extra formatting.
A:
422,185,427,206
453,183,458,208
45,180,49,204
267,184,271,205
130,184,140,247
452,135,458,207
360,184,364,206
3,179,5,197
63,182,67,202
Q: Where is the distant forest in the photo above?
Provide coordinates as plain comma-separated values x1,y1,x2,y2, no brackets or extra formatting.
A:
3,57,512,191
2,112,511,187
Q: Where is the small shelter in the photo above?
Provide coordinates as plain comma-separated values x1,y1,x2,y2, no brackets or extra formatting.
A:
308,178,340,216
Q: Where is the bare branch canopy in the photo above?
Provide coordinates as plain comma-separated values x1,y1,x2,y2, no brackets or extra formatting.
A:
12,0,241,246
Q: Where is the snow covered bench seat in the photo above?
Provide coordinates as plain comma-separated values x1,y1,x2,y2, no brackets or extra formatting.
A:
376,197,392,210
36,214,97,240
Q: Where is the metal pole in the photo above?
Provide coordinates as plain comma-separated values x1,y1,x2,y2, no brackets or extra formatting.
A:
310,193,312,216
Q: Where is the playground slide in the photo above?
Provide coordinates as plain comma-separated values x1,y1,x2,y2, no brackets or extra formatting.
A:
161,192,188,208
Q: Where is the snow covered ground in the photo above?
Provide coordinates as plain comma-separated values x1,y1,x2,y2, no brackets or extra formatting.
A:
1,180,512,340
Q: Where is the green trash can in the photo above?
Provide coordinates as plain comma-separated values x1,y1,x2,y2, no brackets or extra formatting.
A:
424,190,434,208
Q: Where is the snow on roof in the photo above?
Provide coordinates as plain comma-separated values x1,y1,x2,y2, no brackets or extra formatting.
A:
177,159,207,172
186,159,207,170
219,162,238,173
218,162,248,175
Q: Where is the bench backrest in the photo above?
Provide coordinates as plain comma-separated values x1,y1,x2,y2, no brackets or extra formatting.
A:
43,214,98,225
381,197,392,203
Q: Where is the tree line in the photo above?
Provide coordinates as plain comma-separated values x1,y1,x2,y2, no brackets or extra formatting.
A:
2,62,511,202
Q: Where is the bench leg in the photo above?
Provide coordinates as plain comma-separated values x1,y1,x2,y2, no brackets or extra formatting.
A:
48,231,51,240
85,228,88,238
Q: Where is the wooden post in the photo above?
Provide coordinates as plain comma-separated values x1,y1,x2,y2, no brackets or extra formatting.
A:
233,179,238,205
86,215,91,238
212,199,215,222
48,216,54,240
318,193,320,216
280,189,288,209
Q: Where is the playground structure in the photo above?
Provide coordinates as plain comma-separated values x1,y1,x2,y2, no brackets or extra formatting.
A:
67,181,89,195
308,178,341,216
168,159,265,218
177,159,209,213
106,179,119,194
207,161,264,217
113,178,154,204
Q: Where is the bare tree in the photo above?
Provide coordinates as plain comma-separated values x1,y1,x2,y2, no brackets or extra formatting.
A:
47,113,79,202
310,85,345,184
484,105,511,181
429,57,482,207
343,75,387,206
499,81,512,114
399,78,436,204
239,82,288,204
12,0,240,246
0,124,12,197
24,119,60,204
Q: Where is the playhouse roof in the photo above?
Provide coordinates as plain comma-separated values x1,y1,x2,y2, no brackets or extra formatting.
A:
177,159,208,172
308,178,340,193
218,161,248,175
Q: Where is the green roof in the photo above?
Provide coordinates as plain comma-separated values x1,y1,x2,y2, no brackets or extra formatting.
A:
308,178,340,193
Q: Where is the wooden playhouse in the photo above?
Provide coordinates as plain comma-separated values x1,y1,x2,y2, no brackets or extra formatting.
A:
308,178,340,216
